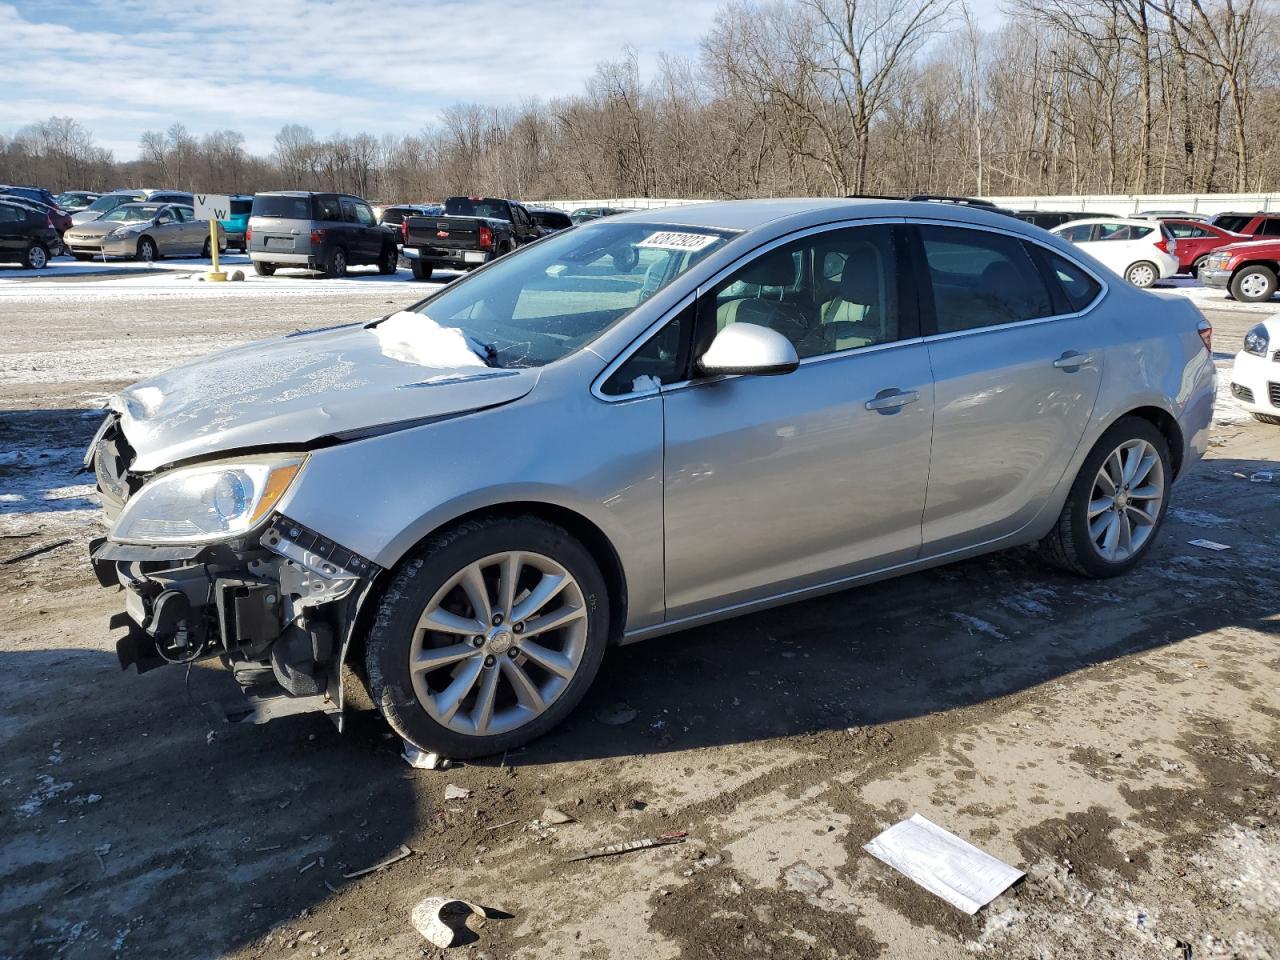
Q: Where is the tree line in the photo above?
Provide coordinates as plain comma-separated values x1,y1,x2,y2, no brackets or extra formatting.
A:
1,0,1275,203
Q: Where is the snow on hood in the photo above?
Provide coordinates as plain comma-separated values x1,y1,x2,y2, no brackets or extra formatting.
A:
113,312,536,472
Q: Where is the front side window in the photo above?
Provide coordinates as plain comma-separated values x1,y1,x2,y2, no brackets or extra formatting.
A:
708,224,902,360
918,225,1053,333
407,221,732,368
1059,224,1094,243
354,202,376,226
1260,218,1280,236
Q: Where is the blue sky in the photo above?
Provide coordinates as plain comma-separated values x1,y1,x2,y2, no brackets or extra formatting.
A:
1,0,1002,161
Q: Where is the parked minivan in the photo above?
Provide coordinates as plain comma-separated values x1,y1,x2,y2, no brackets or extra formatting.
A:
247,191,399,278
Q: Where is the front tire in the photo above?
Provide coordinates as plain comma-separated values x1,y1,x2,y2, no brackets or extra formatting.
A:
410,259,433,281
23,243,49,269
1039,416,1171,578
252,261,275,276
1124,261,1157,288
137,237,158,262
366,516,610,759
1229,265,1277,303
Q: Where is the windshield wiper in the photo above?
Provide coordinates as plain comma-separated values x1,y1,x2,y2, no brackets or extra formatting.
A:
465,335,499,368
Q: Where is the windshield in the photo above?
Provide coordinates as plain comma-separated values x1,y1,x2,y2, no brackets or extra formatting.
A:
85,194,139,213
444,198,511,220
402,221,733,368
109,205,163,223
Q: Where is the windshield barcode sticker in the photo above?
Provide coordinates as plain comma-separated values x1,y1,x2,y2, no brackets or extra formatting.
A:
636,231,719,252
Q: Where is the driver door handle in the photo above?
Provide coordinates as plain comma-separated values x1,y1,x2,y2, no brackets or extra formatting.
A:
1053,351,1095,369
865,389,920,412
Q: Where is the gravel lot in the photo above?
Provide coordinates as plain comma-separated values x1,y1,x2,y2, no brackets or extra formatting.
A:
1,263,1277,960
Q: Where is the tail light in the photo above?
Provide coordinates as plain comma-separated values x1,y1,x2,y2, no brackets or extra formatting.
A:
478,225,493,249
1154,236,1171,254
401,219,408,243
245,225,253,245
1197,318,1213,353
310,228,326,245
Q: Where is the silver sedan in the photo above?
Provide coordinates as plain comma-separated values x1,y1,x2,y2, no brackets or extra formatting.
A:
87,198,1216,758
63,202,223,261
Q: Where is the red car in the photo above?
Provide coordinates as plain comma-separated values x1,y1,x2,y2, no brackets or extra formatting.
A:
1162,219,1249,274
1197,236,1280,302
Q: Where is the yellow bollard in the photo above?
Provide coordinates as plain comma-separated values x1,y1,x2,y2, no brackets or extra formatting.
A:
206,218,227,282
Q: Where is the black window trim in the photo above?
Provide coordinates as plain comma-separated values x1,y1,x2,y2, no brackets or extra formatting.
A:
905,217,1108,341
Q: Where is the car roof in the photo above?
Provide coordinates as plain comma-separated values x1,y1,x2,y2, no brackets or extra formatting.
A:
1049,216,1160,228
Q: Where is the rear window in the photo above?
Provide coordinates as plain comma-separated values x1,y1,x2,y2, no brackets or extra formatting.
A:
380,207,410,225
444,198,512,220
1044,251,1102,312
251,195,312,219
532,211,572,229
1213,215,1253,233
230,199,252,215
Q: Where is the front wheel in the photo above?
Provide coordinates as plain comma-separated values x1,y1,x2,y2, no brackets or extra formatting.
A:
1229,265,1277,303
252,261,275,276
23,243,49,269
366,516,610,759
410,259,433,281
1124,261,1157,288
1039,416,1171,578
1191,254,1210,276
137,237,158,262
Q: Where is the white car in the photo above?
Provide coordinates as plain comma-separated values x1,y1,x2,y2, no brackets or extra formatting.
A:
1051,218,1180,288
1231,317,1280,424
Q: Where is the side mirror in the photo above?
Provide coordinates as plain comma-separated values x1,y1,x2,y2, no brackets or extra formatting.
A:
697,323,799,377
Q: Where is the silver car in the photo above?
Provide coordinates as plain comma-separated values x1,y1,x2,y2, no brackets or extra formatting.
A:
87,199,1216,758
64,202,223,261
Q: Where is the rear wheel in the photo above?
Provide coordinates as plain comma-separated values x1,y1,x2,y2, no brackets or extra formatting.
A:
1252,413,1280,425
1124,261,1157,288
325,246,347,278
1039,416,1171,578
1229,265,1277,303
410,259,433,281
378,244,398,275
252,261,275,276
366,516,609,758
23,243,49,269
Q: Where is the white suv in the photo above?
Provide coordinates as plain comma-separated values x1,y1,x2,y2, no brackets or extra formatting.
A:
1051,218,1179,288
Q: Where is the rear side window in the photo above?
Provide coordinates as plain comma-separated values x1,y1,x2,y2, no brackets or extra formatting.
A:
314,196,341,221
0,205,20,223
252,195,311,219
1214,215,1252,233
1043,251,1102,312
1059,224,1093,243
918,225,1054,333
1096,223,1148,241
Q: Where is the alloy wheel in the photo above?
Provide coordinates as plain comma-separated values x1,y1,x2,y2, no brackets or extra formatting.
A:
28,245,47,269
409,551,588,736
1087,438,1165,562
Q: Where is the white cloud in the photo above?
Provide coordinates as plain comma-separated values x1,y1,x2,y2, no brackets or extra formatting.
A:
0,0,724,158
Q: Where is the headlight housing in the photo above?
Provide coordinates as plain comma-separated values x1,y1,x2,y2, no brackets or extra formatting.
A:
111,455,305,545
108,226,139,239
1243,324,1270,357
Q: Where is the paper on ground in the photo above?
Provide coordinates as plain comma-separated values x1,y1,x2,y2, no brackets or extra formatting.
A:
864,814,1024,914
1188,538,1231,551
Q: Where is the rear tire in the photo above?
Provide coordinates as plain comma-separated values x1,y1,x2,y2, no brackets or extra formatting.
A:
1252,413,1280,425
378,244,398,275
252,261,275,276
410,259,433,281
325,246,347,278
23,243,49,269
1229,265,1277,303
1124,261,1157,288
1038,416,1172,579
365,515,610,759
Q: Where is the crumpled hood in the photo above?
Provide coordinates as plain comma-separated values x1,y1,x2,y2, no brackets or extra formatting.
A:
112,313,538,472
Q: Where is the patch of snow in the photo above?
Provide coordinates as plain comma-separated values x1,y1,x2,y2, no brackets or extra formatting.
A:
16,774,73,817
370,311,486,368
950,613,1009,640
1171,507,1233,527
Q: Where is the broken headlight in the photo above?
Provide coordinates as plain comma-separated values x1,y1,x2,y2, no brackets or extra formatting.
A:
111,455,305,545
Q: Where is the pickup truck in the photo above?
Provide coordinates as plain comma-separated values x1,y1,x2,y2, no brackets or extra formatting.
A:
401,196,541,281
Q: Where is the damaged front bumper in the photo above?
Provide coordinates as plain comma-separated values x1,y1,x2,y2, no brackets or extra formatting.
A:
91,514,380,727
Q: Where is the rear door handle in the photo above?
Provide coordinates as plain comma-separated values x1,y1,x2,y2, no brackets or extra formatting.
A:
1053,351,1094,369
865,389,920,412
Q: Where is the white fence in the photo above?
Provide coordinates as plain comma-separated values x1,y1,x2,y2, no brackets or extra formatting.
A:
537,193,1280,215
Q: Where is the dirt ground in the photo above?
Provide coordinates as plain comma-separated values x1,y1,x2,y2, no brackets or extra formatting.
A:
0,268,1277,960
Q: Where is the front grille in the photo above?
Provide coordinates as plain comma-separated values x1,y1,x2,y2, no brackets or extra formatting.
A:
1269,382,1280,406
1231,383,1255,403
93,416,135,514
